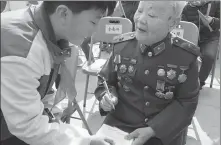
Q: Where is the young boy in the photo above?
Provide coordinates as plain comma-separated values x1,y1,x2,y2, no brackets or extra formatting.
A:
1,1,116,145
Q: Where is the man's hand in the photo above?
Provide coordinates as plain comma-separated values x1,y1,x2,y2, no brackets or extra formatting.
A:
100,93,118,112
205,16,213,24
90,137,115,145
125,127,156,145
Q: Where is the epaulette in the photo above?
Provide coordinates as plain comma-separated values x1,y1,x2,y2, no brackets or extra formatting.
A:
172,36,200,56
112,32,136,44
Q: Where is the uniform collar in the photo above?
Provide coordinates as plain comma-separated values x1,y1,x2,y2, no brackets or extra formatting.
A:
140,33,171,56
30,3,71,64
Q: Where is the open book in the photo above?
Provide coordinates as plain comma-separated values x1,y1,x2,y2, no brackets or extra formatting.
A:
96,124,133,145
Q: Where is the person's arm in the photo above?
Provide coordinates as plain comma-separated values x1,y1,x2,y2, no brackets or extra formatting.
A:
1,56,92,145
209,1,220,31
94,53,118,116
147,59,200,145
181,6,188,21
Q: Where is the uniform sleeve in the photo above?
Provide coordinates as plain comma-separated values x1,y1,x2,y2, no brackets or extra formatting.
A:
147,59,200,145
209,1,220,31
94,53,118,116
1,56,91,145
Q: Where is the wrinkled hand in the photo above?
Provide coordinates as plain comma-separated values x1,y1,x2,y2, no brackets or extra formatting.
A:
100,93,118,112
125,127,156,145
90,136,115,145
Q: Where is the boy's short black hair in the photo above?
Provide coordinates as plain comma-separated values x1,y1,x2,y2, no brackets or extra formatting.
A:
1,1,7,13
43,1,116,16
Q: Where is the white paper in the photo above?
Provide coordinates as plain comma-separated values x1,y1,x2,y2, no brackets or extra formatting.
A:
89,59,107,70
96,124,133,145
171,28,184,38
105,24,122,34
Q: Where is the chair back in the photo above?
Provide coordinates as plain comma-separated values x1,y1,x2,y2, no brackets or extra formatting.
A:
93,17,133,43
171,21,199,45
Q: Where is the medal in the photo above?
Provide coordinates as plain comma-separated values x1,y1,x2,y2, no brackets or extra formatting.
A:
119,64,127,73
164,92,174,99
123,85,130,92
178,66,188,83
178,74,187,83
157,69,165,77
125,77,132,83
167,69,176,80
114,55,121,64
156,80,165,92
130,59,137,65
128,65,134,74
128,69,136,77
155,91,165,99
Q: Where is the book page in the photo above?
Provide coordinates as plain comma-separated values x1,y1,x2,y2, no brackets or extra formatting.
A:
96,124,133,145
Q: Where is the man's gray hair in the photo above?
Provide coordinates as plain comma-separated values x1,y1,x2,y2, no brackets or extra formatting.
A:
170,1,187,18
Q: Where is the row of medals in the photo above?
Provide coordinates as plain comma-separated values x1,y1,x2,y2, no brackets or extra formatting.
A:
114,54,188,100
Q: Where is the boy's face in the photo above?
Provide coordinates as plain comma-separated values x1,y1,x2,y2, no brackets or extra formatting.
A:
134,1,176,45
54,6,106,45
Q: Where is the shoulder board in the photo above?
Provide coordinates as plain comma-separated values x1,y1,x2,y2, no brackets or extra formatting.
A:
112,32,136,44
172,36,200,56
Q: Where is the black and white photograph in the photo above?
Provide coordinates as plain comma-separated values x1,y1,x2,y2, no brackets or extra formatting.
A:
1,1,220,145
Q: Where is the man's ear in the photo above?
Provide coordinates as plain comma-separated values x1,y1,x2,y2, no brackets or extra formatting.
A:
55,5,70,24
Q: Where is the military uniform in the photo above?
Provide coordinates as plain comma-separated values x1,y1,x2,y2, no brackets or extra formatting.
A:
95,32,200,145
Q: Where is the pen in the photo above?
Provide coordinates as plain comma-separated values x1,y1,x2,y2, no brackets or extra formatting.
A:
102,77,115,110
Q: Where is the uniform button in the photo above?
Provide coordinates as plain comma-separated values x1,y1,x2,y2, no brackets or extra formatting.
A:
148,52,153,57
144,70,149,75
144,86,149,90
145,101,150,106
145,118,148,123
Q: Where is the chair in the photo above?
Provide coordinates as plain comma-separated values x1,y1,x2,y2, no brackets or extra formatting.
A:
82,16,132,107
62,44,93,135
171,21,199,45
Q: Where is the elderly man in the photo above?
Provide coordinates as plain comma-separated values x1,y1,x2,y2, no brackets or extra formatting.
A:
95,1,200,145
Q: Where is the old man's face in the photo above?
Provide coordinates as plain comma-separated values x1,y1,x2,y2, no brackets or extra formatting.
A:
134,1,176,45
